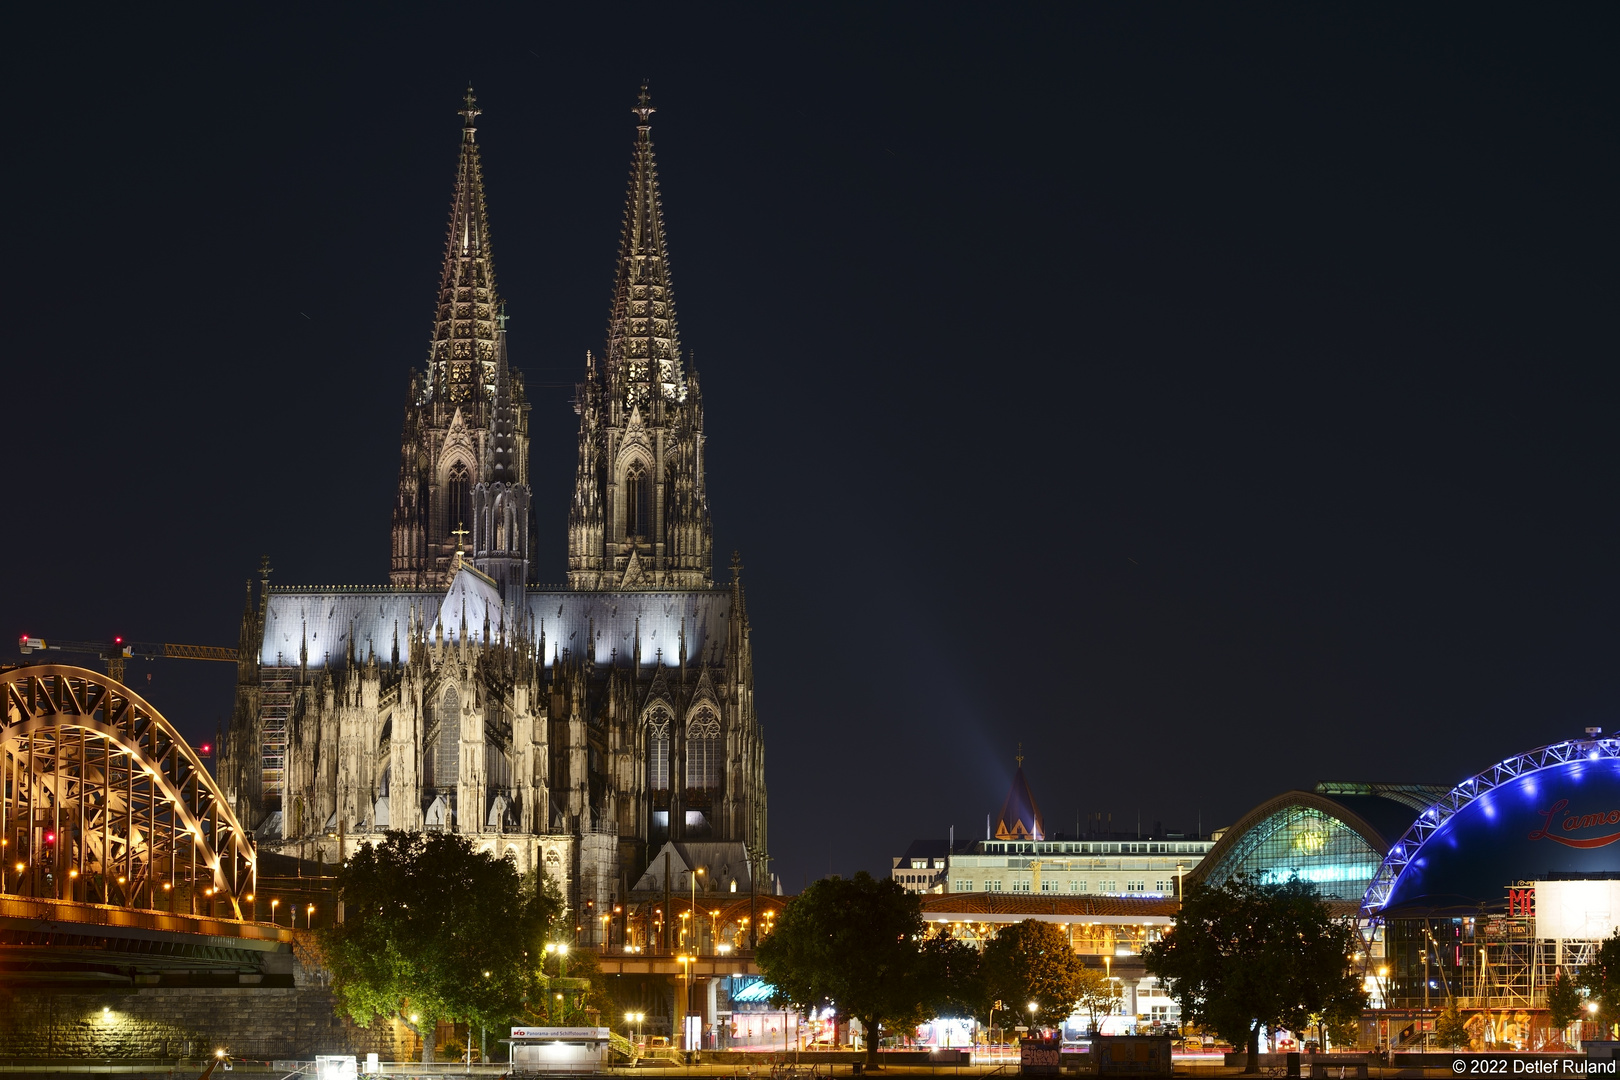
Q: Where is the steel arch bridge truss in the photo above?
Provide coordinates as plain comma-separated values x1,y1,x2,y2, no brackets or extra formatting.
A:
1,666,256,918
1361,736,1620,918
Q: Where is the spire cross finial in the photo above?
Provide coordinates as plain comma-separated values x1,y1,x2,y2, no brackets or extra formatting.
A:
633,83,655,127
460,86,481,132
497,303,509,331
452,521,470,553
1016,742,1024,768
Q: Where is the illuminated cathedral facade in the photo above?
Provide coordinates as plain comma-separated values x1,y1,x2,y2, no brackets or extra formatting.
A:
221,90,768,918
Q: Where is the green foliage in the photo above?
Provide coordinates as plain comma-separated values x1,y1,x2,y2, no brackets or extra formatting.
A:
536,948,616,1026
1584,930,1620,1036
1321,1012,1361,1051
981,919,1088,1030
922,934,983,1020
1547,969,1584,1033
1074,965,1122,1032
319,830,563,1034
1435,1001,1468,1050
756,872,934,1063
1143,876,1365,1065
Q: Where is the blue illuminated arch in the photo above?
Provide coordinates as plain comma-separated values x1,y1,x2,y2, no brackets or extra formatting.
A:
1362,738,1620,918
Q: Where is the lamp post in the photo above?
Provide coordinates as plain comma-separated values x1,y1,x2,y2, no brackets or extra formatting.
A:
677,954,695,1051
690,866,705,954
1028,1001,1039,1037
1377,967,1390,1056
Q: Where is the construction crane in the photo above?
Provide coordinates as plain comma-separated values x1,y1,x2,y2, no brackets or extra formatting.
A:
18,635,237,684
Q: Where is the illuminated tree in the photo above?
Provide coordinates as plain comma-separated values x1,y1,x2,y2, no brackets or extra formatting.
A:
757,872,934,1065
1075,965,1123,1033
980,919,1088,1030
1546,970,1583,1047
1144,876,1364,1073
320,831,562,1061
1582,931,1620,1039
1435,1001,1468,1050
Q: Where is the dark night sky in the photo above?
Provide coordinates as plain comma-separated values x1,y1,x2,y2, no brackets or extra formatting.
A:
3,7,1616,890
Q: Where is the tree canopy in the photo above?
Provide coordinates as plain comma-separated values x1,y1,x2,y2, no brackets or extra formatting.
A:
1144,876,1364,1071
1547,969,1584,1043
1435,1001,1468,1050
980,919,1089,1030
1582,930,1620,1040
319,830,562,1056
757,872,943,1063
1073,965,1123,1033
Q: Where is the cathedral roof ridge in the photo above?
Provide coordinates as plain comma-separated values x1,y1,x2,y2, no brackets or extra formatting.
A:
268,584,424,594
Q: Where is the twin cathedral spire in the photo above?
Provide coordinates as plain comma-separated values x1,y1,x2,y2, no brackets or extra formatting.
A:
390,86,713,594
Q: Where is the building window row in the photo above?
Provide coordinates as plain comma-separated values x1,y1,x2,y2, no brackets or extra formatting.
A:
978,840,1212,856
951,875,1181,895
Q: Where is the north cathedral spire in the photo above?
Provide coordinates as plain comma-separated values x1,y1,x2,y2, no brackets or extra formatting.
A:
393,89,531,591
569,86,712,591
430,86,501,405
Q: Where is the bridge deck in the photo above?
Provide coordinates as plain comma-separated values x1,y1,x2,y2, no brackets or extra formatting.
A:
0,895,291,946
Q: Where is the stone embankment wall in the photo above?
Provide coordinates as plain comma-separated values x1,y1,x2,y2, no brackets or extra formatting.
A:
0,986,406,1061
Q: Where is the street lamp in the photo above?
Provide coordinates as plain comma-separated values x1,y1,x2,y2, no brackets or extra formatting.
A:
677,955,696,1051
626,1011,645,1047
690,866,705,954
270,899,280,925
1377,968,1391,1054
1028,1001,1039,1035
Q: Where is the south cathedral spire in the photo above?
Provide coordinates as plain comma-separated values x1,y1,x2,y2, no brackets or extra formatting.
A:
392,89,531,592
569,86,713,590
605,85,688,408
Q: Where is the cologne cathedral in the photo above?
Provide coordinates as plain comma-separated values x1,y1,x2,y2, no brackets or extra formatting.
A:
220,90,768,919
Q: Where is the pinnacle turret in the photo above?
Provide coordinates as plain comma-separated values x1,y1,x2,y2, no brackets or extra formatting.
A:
605,85,686,409
429,86,501,405
488,309,518,484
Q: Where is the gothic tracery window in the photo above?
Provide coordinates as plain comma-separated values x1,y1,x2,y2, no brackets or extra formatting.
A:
685,707,721,793
435,686,460,790
624,459,653,539
446,462,472,541
647,709,671,795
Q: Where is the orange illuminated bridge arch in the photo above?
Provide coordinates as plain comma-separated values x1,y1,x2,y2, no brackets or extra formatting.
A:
1,665,256,918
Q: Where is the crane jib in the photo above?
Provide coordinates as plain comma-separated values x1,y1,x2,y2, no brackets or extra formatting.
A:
17,636,236,662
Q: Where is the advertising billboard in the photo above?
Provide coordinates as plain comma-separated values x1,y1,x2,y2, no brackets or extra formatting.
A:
1534,879,1620,940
